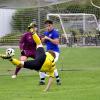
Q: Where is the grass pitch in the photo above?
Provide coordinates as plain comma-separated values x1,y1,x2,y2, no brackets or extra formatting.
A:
0,47,100,100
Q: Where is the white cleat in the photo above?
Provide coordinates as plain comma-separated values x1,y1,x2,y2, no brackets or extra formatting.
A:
11,75,17,79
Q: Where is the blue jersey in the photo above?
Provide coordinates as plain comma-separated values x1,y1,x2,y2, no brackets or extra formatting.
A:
44,29,60,53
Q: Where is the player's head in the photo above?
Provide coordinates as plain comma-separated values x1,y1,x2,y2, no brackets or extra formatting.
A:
48,50,56,59
44,20,53,32
27,22,37,32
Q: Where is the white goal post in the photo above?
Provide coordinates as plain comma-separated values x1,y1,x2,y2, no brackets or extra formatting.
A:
47,13,99,46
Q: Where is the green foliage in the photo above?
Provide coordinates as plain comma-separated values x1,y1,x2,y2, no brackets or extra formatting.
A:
11,8,38,32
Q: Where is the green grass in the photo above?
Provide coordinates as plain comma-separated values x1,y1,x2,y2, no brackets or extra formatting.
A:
0,47,100,100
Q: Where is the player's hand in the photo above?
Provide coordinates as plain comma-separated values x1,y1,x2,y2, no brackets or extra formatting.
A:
43,89,48,92
44,36,50,40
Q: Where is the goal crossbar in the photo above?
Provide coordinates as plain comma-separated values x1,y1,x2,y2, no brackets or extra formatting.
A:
47,13,99,45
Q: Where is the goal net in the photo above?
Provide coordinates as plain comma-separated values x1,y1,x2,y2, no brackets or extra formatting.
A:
0,0,100,47
47,13,99,46
0,0,100,74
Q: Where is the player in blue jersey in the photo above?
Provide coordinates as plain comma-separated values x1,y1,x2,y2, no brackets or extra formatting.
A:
39,20,61,85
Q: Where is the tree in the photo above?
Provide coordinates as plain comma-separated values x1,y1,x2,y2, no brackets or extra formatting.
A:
11,8,38,33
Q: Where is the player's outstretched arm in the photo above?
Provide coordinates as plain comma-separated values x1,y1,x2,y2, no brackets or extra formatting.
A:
44,77,53,92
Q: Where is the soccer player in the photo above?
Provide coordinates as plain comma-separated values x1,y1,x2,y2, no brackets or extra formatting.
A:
12,23,37,78
1,24,56,91
39,20,61,85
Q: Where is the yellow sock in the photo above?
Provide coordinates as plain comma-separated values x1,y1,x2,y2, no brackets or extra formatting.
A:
32,33,42,45
10,58,22,66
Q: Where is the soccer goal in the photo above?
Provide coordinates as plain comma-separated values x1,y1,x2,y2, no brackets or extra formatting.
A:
47,13,99,46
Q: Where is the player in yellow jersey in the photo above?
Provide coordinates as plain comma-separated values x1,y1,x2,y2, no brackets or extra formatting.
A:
0,23,56,92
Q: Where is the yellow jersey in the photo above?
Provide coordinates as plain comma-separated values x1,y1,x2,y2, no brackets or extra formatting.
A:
40,52,55,77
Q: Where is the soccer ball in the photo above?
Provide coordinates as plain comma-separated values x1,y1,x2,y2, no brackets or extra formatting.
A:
6,48,15,56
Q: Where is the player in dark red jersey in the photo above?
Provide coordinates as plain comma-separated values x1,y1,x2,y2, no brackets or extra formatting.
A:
12,23,37,78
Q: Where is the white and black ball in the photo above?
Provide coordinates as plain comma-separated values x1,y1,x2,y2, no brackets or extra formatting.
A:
6,48,15,56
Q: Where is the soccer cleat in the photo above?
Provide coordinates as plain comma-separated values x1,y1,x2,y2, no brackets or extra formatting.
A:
39,81,45,85
11,75,17,79
56,79,61,85
30,28,36,34
57,81,61,85
28,22,37,29
0,54,11,59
